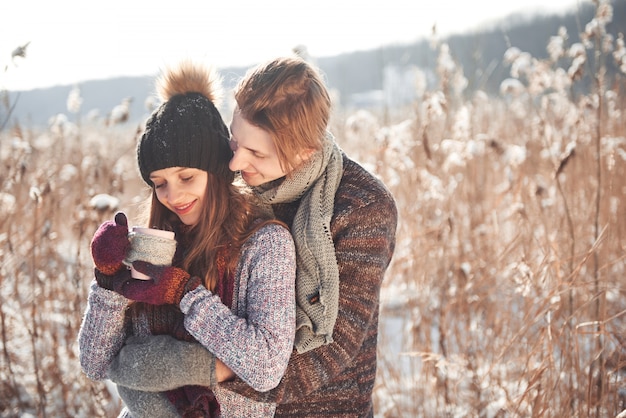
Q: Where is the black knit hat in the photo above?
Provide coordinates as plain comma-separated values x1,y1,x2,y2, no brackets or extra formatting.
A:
137,92,234,185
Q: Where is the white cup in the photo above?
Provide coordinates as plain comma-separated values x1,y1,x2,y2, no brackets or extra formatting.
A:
124,227,176,280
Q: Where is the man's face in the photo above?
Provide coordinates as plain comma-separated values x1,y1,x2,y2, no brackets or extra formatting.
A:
228,108,288,187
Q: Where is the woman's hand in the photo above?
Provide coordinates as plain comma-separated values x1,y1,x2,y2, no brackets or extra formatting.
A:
118,261,201,305
94,267,132,292
90,212,130,275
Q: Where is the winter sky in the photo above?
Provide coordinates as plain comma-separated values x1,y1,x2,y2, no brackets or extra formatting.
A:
2,0,581,91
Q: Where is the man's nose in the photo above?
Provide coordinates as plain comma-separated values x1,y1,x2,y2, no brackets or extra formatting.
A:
229,149,246,172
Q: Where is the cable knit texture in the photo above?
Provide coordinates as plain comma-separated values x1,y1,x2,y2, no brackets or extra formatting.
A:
220,155,398,417
78,223,297,417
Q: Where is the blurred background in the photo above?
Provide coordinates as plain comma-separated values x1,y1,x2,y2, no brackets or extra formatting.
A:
1,0,625,416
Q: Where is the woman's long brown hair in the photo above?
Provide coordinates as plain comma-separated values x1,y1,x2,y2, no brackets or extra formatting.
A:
145,175,283,292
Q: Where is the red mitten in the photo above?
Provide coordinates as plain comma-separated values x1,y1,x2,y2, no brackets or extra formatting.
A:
118,261,202,305
90,212,130,275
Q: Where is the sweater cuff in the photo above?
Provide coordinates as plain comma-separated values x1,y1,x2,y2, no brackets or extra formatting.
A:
89,280,130,309
179,284,216,314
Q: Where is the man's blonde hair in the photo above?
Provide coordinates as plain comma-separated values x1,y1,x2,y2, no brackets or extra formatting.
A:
234,56,331,173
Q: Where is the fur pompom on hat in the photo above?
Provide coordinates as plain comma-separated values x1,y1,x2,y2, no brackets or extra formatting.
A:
137,61,234,185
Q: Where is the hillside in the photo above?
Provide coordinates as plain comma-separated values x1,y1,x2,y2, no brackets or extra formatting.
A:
3,0,625,128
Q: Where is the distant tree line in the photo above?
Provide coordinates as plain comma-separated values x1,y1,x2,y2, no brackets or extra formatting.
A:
7,1,625,127
318,0,625,98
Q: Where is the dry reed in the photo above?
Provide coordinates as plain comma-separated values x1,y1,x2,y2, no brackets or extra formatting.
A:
1,1,625,416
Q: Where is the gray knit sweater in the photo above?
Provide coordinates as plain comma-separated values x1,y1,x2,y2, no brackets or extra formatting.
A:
78,223,297,416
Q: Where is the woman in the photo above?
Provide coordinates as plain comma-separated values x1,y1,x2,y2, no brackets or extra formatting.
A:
78,61,296,417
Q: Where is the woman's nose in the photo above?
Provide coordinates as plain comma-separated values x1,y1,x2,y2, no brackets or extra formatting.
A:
166,186,184,204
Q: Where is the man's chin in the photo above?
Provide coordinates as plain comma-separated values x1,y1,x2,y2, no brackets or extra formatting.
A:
241,172,260,186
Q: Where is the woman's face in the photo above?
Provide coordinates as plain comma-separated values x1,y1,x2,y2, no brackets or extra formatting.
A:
228,108,287,187
150,167,208,226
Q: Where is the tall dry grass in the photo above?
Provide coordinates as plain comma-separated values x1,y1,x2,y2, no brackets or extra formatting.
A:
354,2,625,416
0,115,148,416
1,1,625,416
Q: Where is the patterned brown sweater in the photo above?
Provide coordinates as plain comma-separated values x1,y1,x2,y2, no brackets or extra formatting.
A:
220,155,398,417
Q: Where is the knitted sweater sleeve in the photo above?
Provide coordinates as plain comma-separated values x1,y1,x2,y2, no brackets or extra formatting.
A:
219,167,398,404
180,223,296,392
77,281,129,380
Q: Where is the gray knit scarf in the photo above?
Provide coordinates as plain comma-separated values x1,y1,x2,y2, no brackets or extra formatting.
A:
253,132,343,353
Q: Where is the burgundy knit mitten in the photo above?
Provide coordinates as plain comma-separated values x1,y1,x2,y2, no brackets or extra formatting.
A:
118,261,202,305
184,385,221,418
165,385,220,418
94,267,132,292
90,212,130,275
